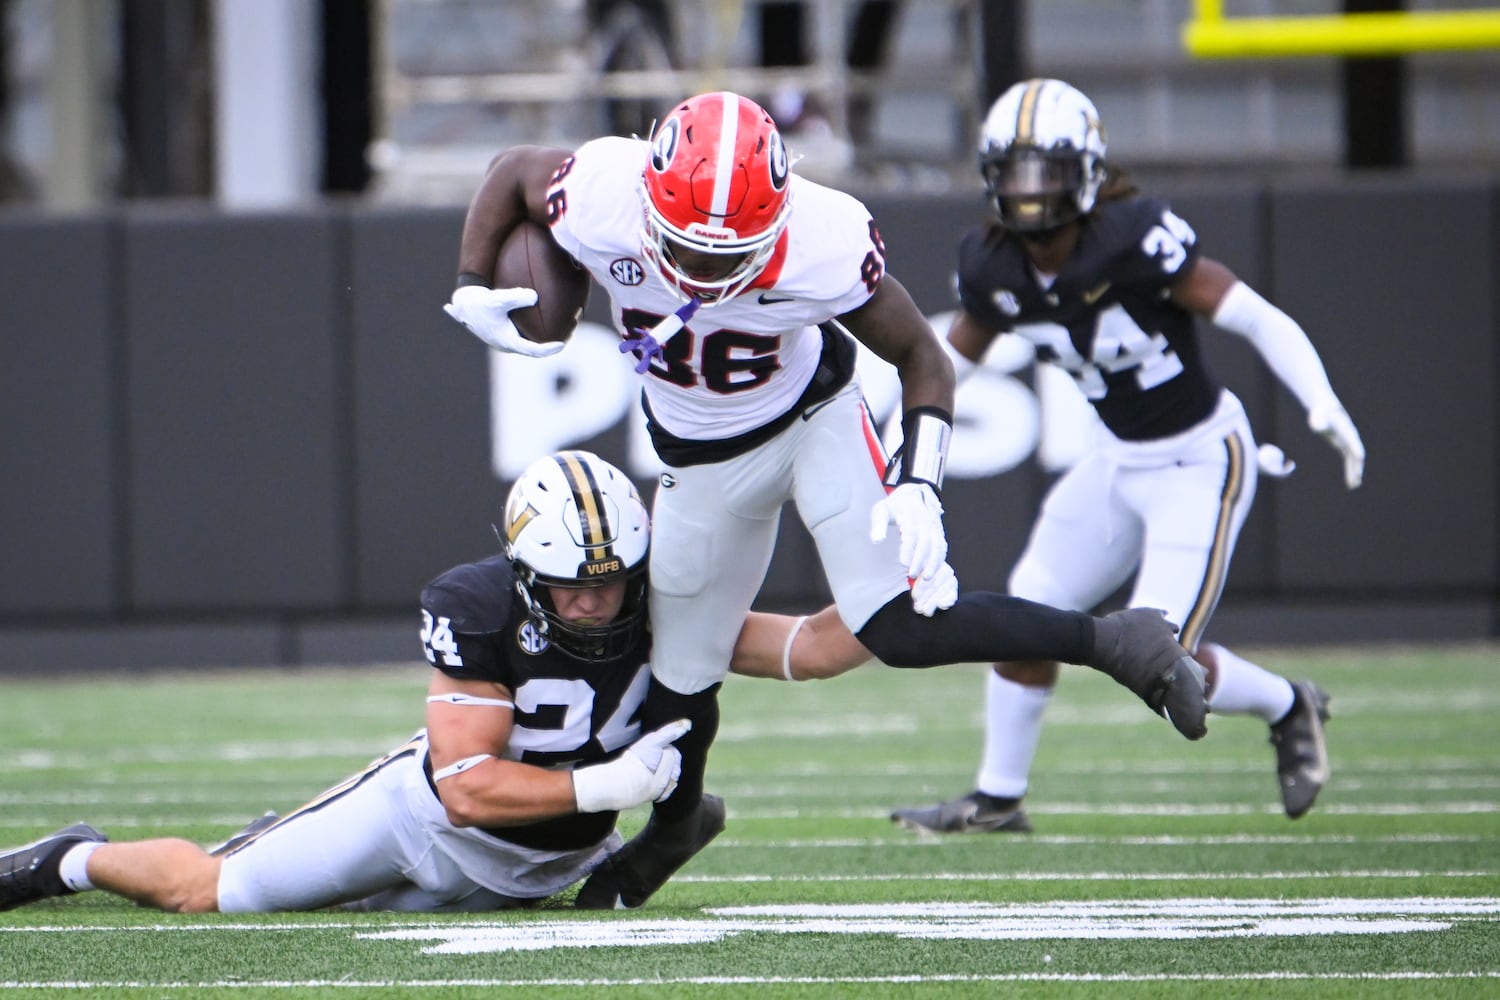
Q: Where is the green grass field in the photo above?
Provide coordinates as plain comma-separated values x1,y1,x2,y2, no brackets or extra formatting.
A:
2,643,1497,998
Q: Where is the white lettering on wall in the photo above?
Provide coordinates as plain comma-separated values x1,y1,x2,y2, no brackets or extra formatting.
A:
490,313,1095,482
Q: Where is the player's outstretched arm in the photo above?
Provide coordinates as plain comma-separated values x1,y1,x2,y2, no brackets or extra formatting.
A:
426,672,678,824
731,607,873,681
1176,255,1364,489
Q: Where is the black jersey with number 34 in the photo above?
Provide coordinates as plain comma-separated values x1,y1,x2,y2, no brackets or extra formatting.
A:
417,553,653,849
957,195,1223,441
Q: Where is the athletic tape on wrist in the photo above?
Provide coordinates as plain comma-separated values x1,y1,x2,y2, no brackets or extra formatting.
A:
455,271,491,289
896,408,952,490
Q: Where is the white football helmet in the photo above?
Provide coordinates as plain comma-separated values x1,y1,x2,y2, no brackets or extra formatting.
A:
640,91,792,304
501,450,650,661
978,78,1108,234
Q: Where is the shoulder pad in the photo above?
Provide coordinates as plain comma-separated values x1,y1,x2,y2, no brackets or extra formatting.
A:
420,555,517,635
1087,196,1175,249
956,223,1028,329
1084,196,1199,284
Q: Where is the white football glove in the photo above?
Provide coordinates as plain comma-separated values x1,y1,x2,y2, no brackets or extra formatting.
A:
910,560,958,617
869,482,948,582
442,284,564,358
1307,401,1364,490
571,719,690,813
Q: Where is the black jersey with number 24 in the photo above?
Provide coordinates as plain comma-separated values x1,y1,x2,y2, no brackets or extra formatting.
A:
417,553,653,850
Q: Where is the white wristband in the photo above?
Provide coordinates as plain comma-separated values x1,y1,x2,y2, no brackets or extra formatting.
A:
431,753,493,782
782,616,809,682
426,693,515,709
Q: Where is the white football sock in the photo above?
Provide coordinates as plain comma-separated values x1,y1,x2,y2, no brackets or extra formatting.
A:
1202,642,1295,723
975,670,1053,799
58,841,102,892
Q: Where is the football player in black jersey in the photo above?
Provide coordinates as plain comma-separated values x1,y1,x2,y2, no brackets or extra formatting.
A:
0,451,705,915
1,446,1214,915
887,79,1363,835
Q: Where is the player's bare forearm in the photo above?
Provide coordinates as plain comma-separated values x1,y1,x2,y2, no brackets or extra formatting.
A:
425,672,579,825
840,275,955,414
456,145,573,280
435,757,583,827
731,607,872,681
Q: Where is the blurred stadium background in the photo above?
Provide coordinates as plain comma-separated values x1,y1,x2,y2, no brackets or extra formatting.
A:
0,1,1497,672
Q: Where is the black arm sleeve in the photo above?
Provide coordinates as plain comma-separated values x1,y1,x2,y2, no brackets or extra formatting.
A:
855,590,1096,667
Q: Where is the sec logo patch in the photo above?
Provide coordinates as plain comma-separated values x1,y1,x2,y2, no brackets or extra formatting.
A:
609,258,645,286
517,620,549,655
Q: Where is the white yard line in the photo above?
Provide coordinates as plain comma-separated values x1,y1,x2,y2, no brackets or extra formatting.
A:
4,972,1500,989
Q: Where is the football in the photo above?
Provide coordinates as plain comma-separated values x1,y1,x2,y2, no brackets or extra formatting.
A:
493,220,590,345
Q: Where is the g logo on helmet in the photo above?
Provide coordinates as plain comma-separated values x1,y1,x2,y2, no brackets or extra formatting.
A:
650,118,680,173
767,132,789,191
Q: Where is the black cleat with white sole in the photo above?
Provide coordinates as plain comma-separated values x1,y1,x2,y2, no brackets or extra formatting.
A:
575,794,725,910
1271,681,1331,819
891,791,1032,834
0,823,107,911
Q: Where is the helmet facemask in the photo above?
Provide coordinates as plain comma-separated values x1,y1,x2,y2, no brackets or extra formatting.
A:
981,145,1089,235
512,562,649,663
641,195,789,304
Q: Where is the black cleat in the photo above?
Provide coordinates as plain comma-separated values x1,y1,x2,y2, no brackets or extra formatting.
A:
575,794,726,910
0,823,107,911
208,811,281,858
891,791,1032,834
1271,681,1331,819
1092,608,1209,740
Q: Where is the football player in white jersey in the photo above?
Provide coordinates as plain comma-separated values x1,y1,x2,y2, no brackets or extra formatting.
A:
882,79,1362,834
443,92,1214,909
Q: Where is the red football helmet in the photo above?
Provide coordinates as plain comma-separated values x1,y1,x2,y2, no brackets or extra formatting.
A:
640,91,792,304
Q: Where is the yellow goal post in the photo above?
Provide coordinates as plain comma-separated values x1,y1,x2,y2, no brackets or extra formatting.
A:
1183,0,1500,57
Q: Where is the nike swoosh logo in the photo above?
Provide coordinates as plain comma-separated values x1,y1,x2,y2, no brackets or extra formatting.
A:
1082,281,1111,304
758,293,795,305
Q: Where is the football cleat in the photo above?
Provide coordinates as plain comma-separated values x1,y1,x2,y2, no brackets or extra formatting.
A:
0,822,107,911
575,794,726,910
891,791,1033,835
1270,681,1331,819
1092,607,1209,740
207,811,280,858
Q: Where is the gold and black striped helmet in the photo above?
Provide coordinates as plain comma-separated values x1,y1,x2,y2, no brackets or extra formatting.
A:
501,451,650,661
978,78,1108,235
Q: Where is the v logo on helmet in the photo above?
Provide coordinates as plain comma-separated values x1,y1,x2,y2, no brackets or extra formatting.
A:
505,502,539,543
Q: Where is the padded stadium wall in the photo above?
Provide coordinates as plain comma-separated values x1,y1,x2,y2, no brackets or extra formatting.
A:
0,173,1495,672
